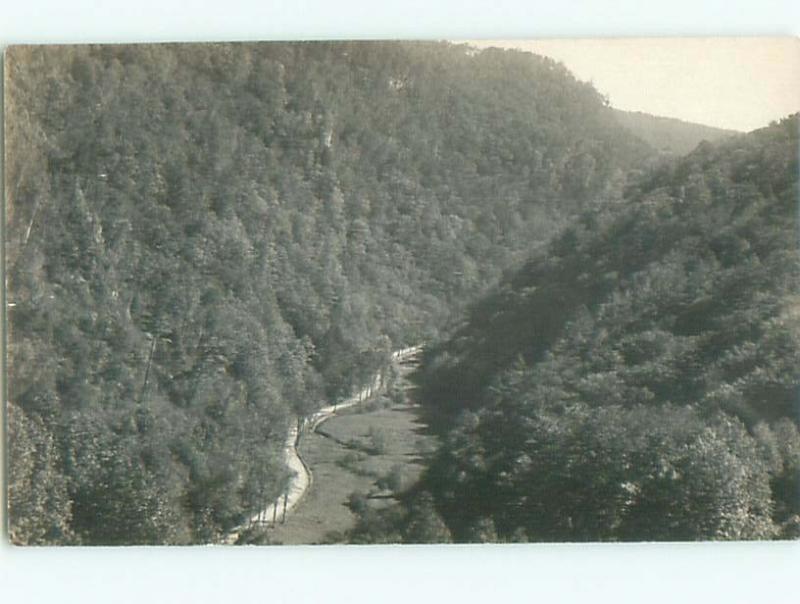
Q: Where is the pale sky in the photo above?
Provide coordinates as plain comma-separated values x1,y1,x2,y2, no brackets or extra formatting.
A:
466,38,800,132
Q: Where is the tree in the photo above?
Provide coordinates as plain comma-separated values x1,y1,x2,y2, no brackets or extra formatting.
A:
7,404,74,544
404,492,452,543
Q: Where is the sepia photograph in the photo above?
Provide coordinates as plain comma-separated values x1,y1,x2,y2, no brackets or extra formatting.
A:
4,36,799,549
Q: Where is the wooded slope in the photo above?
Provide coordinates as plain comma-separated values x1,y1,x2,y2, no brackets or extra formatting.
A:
613,108,738,155
5,41,651,544
417,116,800,541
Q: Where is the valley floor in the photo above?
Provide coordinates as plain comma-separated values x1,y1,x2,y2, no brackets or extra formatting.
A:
266,399,436,545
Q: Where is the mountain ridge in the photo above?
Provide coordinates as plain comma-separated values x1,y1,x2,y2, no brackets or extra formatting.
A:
612,107,740,155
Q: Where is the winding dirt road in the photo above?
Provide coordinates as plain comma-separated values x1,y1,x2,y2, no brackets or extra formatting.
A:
221,346,421,544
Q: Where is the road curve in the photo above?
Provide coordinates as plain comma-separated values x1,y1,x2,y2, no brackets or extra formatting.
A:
221,345,422,544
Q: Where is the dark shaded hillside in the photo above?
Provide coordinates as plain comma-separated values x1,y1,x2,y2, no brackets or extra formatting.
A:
416,115,800,542
5,41,651,544
613,108,738,155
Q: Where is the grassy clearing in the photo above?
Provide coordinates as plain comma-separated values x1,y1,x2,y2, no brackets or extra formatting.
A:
264,397,436,545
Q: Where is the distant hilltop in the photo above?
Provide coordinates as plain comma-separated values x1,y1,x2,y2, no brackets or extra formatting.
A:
612,108,739,156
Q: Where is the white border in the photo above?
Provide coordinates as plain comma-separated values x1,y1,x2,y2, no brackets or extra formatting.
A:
0,0,799,43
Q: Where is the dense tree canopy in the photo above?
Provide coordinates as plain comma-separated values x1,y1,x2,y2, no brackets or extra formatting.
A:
416,115,800,541
5,41,651,543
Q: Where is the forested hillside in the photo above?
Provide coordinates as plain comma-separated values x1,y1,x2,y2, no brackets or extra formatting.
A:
413,116,800,542
5,41,651,544
613,108,738,155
